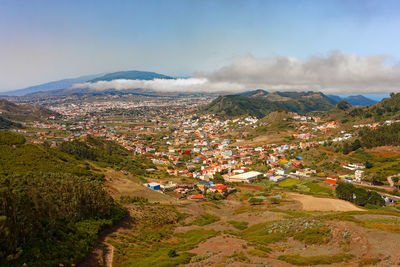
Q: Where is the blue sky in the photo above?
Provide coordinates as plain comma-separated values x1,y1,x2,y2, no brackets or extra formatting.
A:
1,0,400,91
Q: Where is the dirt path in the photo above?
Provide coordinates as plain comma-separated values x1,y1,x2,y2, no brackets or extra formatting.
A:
105,244,114,267
287,193,364,211
78,214,133,267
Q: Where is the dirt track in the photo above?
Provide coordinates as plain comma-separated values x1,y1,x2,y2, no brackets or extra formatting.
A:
288,193,364,211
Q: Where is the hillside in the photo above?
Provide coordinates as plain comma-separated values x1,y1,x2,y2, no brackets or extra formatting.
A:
0,115,22,129
347,91,400,121
0,131,130,266
89,70,174,82
0,99,58,121
343,95,377,106
203,91,335,118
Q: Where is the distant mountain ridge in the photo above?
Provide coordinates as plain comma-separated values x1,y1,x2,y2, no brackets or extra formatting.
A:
89,70,174,82
327,94,377,106
1,70,175,97
2,74,103,96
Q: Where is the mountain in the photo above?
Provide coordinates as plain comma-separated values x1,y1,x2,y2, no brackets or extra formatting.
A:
327,94,377,106
203,91,336,118
89,70,174,82
0,99,58,121
1,70,174,97
343,95,377,106
327,95,343,103
1,74,103,96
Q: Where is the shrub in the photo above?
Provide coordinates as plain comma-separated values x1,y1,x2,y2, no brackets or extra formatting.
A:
293,226,331,244
249,197,263,205
247,249,269,258
189,214,219,226
278,253,354,265
228,220,249,230
168,249,178,258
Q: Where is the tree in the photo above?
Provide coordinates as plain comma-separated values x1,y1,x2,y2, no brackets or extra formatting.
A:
365,160,373,169
336,101,351,111
342,142,351,154
168,249,178,258
351,139,361,151
213,172,225,184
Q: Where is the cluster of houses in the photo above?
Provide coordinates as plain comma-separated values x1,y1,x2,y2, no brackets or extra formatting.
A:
143,180,235,200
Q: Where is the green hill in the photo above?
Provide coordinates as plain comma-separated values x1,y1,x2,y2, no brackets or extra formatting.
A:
348,91,400,121
0,131,161,266
203,91,335,118
0,115,22,129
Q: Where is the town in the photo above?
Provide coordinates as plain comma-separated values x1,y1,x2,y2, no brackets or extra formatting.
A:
9,95,400,205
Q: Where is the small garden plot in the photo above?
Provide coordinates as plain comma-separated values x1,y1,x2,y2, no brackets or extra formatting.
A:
228,220,249,230
278,253,354,266
188,213,220,226
278,178,300,188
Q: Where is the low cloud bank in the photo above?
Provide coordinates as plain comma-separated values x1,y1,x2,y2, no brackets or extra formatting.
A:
72,51,400,94
72,78,245,92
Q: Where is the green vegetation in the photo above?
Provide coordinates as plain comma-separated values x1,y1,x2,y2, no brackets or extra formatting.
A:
0,130,25,145
203,91,335,119
111,212,218,267
239,218,331,252
275,178,333,197
278,178,300,187
247,249,269,258
293,226,331,245
223,251,249,263
228,220,249,230
336,182,385,206
0,133,102,179
119,195,149,204
359,122,400,148
0,117,22,129
60,135,156,176
248,197,264,205
188,213,220,226
336,100,352,111
278,253,354,266
349,91,400,121
0,173,125,266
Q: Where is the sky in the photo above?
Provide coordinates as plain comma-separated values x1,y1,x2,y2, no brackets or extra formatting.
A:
1,0,400,94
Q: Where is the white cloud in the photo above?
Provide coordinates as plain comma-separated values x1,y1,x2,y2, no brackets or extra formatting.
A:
199,51,400,94
72,78,245,92
72,51,400,94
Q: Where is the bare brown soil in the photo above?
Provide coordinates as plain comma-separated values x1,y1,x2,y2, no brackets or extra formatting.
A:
104,168,177,203
237,184,264,191
287,193,364,211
